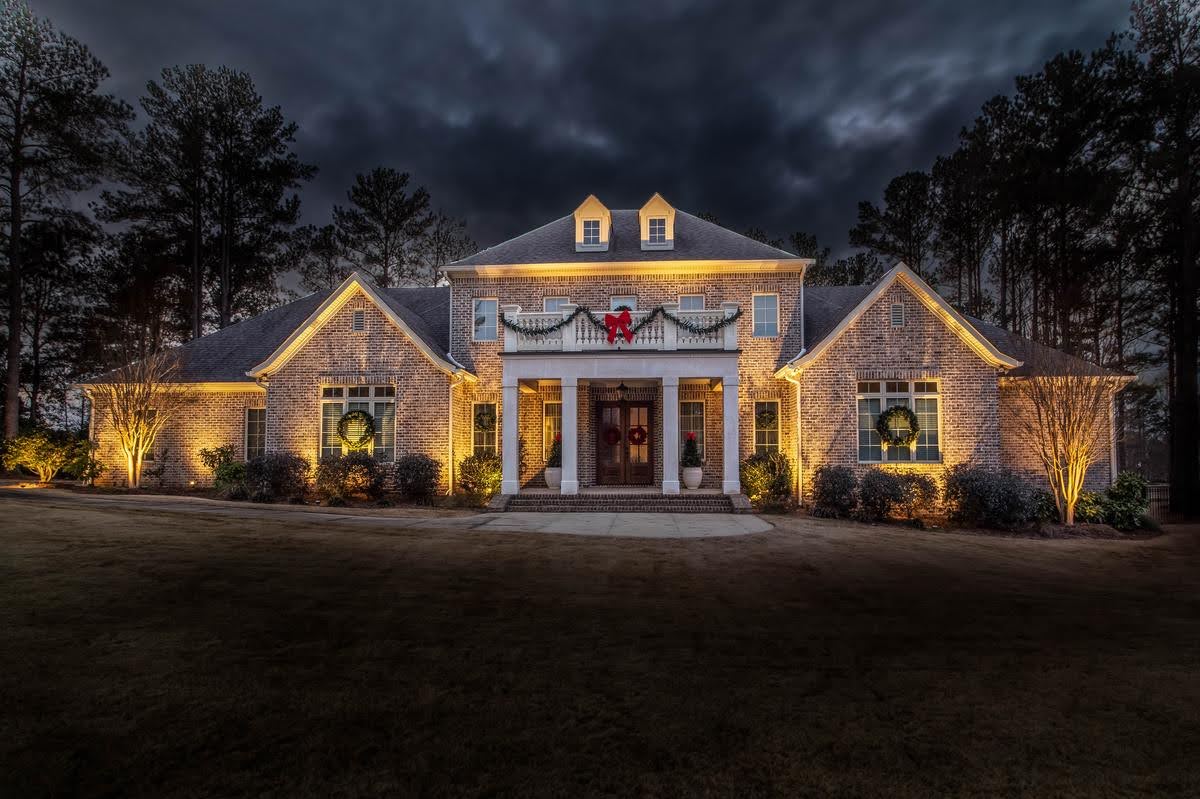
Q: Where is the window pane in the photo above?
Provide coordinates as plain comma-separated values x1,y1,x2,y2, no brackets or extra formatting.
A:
474,299,497,341
349,386,370,397
583,219,600,245
680,400,704,458
858,397,882,461
321,402,342,458
246,408,266,460
679,295,704,311
753,295,778,337
474,403,497,455
543,402,562,460
754,401,779,455
544,297,569,313
649,217,666,243
373,401,395,462
322,386,343,398
610,296,637,311
915,397,940,461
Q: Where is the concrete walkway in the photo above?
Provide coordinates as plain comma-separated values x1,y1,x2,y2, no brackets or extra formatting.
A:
0,486,772,539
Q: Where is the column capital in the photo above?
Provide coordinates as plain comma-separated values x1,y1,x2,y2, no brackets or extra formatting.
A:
661,375,679,387
561,376,578,389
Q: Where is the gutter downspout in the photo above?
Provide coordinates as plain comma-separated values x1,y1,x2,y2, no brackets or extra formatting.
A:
781,357,804,504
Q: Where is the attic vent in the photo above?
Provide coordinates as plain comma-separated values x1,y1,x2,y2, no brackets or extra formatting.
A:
890,303,905,328
351,309,365,332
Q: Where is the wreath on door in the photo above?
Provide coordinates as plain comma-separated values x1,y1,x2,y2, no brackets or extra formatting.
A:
875,405,920,448
337,409,375,449
603,426,621,446
628,425,648,446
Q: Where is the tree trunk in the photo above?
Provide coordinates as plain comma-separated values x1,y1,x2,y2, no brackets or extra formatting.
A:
5,161,23,439
191,198,202,340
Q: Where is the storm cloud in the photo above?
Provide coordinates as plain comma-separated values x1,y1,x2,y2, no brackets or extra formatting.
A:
33,0,1130,252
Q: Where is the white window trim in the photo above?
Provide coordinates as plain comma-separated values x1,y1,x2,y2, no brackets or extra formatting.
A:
648,217,667,243
472,401,499,456
679,399,705,462
543,297,570,313
678,294,705,311
542,399,562,460
582,218,602,246
610,295,638,311
473,297,498,342
752,399,781,454
245,407,266,460
752,293,779,338
855,380,943,464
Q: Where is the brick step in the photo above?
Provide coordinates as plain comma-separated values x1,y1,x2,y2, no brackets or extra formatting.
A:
504,495,735,514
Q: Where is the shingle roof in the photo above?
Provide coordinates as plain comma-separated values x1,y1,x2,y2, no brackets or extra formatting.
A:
803,285,874,352
92,285,453,384
965,317,1129,378
451,209,799,266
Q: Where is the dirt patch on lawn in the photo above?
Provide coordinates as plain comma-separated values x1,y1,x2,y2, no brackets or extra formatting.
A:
2,492,1198,798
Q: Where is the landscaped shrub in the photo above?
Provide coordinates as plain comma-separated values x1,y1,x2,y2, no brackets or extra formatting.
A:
545,434,562,468
394,454,442,501
199,444,246,497
741,451,793,509
244,453,310,503
858,468,905,522
942,463,1037,529
315,452,385,505
1074,490,1107,524
1033,490,1060,523
810,465,857,518
5,428,89,482
897,472,938,521
198,444,236,473
459,452,502,502
681,432,702,469
1102,471,1149,531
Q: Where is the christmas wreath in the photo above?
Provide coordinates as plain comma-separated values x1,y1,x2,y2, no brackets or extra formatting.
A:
337,409,375,449
474,405,497,432
603,426,621,446
876,405,920,448
628,425,648,446
755,406,778,430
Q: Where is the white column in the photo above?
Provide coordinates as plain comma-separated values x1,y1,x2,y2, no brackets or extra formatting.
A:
722,374,741,494
662,376,680,494
501,381,520,495
560,377,579,495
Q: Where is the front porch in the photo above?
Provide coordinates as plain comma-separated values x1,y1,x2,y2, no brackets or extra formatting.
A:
499,351,742,496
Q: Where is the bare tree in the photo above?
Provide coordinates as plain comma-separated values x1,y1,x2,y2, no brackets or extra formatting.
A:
87,350,192,487
1013,348,1126,524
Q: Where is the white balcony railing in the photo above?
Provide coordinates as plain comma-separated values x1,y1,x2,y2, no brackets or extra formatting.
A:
502,302,740,353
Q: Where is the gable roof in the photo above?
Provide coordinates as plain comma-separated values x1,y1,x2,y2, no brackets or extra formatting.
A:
449,208,799,267
82,278,462,386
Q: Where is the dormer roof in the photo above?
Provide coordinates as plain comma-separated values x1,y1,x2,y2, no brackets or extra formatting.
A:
573,194,611,252
639,192,676,251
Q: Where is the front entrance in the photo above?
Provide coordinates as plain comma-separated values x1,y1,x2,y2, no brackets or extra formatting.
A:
596,401,654,485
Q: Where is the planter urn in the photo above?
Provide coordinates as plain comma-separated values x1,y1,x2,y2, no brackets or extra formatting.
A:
682,466,703,490
545,467,562,490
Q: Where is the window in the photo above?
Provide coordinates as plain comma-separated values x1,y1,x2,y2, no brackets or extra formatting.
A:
610,295,637,311
246,408,266,459
753,294,778,337
754,400,780,455
582,219,601,245
320,385,395,461
680,400,704,459
856,380,941,463
473,402,497,456
678,294,704,311
648,217,667,244
351,308,365,332
890,303,905,327
543,401,562,460
473,298,497,341
543,297,570,313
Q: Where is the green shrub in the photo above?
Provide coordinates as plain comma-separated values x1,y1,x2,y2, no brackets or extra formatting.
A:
5,428,89,482
198,444,237,472
1103,471,1148,531
214,461,247,499
810,465,857,518
897,472,938,521
858,468,905,522
1074,490,1107,524
681,432,702,469
459,452,502,502
1033,490,1060,523
394,454,442,500
315,452,385,505
245,453,309,503
942,463,1037,529
545,434,562,468
741,451,793,509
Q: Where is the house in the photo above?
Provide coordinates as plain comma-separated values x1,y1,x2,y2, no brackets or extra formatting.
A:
83,193,1126,501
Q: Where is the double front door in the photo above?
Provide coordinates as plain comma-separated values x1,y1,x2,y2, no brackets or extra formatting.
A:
596,401,653,485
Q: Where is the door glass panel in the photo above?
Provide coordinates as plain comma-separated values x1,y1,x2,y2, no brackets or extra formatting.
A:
600,407,622,468
628,406,648,465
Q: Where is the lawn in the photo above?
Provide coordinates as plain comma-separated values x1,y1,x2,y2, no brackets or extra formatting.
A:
1,491,1198,798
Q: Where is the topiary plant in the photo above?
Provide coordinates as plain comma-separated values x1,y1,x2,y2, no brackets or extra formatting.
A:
245,453,310,503
395,453,442,501
315,451,385,505
810,465,857,518
545,434,562,468
681,431,702,469
942,463,1037,529
857,468,905,522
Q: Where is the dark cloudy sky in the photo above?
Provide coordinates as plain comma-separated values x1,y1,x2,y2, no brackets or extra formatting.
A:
33,0,1130,254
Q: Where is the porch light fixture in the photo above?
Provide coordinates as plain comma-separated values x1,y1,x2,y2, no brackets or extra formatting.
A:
617,382,628,401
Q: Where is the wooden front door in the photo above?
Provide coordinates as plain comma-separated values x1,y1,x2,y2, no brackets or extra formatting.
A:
596,401,654,485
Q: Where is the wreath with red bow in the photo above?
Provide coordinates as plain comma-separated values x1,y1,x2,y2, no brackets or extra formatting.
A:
628,425,648,446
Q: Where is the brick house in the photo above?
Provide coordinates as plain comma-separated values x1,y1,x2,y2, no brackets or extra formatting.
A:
83,193,1127,500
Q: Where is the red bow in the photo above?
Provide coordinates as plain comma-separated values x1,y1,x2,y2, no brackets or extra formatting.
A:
604,308,633,344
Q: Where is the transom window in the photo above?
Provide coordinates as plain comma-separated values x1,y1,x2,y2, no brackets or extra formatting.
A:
543,401,562,460
680,400,705,459
245,408,266,459
754,400,780,455
678,294,704,311
648,217,667,243
752,293,779,338
321,385,395,461
610,295,637,312
473,298,497,341
856,380,940,463
543,297,570,313
582,219,601,245
473,402,497,456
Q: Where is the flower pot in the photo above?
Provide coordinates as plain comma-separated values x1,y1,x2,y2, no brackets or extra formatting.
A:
682,466,703,490
545,467,562,490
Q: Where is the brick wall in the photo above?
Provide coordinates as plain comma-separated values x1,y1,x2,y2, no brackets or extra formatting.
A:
998,382,1115,491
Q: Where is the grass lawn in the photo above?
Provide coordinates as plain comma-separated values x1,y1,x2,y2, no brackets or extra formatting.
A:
2,491,1198,798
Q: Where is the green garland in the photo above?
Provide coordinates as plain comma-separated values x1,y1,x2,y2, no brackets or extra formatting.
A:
876,405,920,448
501,305,744,338
337,409,375,449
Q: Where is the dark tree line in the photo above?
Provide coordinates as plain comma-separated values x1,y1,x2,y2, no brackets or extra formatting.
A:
0,0,472,436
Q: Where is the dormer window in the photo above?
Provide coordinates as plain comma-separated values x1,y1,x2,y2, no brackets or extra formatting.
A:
583,219,601,246
648,218,666,244
639,193,675,250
